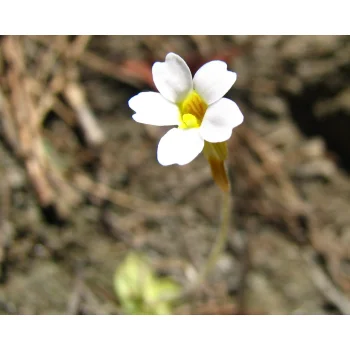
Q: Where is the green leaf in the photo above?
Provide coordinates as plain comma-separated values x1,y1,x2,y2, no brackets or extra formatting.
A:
113,252,181,315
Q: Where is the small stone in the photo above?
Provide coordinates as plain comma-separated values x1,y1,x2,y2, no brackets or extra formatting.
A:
297,60,335,84
300,138,326,159
252,95,289,118
294,159,336,180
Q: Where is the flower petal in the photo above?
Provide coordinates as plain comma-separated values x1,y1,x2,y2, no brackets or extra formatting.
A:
128,92,180,126
152,53,193,103
157,128,204,166
193,61,237,105
200,98,244,143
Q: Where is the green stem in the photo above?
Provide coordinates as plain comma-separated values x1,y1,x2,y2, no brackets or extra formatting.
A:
197,188,231,284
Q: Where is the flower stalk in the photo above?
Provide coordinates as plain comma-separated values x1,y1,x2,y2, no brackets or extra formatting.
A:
198,171,231,285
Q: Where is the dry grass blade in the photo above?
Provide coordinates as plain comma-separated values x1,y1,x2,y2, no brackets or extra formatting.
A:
2,36,56,206
64,81,105,147
303,249,350,315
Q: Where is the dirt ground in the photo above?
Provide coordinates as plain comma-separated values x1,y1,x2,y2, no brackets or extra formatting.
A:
0,35,349,315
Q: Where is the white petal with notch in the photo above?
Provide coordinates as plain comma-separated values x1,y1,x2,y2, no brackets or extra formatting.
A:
157,128,204,166
200,98,244,143
129,92,180,126
193,61,237,105
152,53,193,103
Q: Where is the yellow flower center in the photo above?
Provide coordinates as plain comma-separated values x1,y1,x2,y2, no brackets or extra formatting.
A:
178,90,207,129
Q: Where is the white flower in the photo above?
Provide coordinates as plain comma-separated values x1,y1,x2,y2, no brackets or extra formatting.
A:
128,53,244,166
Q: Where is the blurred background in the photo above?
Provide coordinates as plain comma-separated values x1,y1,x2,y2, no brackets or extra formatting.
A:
0,35,349,315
